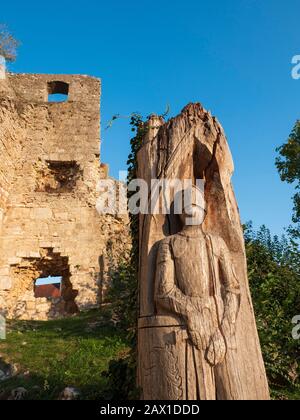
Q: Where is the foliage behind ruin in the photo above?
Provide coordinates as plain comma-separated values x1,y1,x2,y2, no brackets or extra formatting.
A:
0,25,19,62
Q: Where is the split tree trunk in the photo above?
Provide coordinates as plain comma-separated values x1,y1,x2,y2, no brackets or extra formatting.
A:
137,103,270,400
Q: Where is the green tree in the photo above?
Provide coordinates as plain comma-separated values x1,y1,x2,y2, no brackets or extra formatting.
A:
103,113,146,400
245,223,300,393
276,121,300,239
0,24,19,62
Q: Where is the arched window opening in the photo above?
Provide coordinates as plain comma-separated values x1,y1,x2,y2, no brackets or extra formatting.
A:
47,81,69,102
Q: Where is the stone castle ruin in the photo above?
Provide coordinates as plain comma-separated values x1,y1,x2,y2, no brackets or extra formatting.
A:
0,72,129,321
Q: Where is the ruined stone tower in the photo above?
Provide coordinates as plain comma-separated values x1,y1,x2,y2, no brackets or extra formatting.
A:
0,72,129,320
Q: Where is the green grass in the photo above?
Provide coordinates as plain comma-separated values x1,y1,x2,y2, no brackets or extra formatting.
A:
0,308,129,400
1,308,299,400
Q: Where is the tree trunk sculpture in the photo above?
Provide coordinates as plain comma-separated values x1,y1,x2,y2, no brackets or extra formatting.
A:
137,103,270,400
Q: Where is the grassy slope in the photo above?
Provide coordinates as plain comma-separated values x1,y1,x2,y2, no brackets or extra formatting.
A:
0,308,299,400
0,309,129,400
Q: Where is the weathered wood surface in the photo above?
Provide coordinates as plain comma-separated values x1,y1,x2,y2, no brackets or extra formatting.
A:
137,103,270,400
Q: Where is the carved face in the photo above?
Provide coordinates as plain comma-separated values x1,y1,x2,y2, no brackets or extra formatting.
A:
179,203,207,226
177,185,207,227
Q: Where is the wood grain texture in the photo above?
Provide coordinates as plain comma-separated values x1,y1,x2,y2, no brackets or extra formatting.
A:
137,103,270,400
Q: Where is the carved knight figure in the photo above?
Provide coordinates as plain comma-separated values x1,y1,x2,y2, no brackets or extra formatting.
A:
154,186,240,400
137,105,270,400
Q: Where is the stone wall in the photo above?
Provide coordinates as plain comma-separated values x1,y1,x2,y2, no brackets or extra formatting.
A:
0,99,23,237
0,73,130,320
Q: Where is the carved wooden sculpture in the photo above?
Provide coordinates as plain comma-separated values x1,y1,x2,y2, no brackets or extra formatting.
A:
137,103,270,400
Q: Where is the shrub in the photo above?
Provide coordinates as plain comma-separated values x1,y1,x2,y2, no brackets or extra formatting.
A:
245,223,300,388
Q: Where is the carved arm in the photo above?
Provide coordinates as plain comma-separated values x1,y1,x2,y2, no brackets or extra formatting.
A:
154,240,195,319
154,240,210,350
218,245,241,338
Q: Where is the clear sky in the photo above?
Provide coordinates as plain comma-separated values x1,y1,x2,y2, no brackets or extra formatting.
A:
35,277,62,286
2,0,299,235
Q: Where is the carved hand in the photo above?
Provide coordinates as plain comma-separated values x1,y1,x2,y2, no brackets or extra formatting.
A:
187,314,211,350
221,318,236,340
205,329,227,367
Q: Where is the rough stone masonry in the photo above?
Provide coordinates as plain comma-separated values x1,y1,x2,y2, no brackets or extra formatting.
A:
0,72,130,321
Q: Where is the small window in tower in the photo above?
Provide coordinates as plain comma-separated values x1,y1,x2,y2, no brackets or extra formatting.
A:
47,81,69,102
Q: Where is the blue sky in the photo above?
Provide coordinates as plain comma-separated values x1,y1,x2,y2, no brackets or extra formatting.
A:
35,277,62,286
2,0,299,235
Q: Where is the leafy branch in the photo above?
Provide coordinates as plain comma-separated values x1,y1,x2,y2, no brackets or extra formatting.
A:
0,24,19,62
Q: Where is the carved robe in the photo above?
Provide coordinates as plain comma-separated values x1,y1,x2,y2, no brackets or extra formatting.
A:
154,229,241,400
